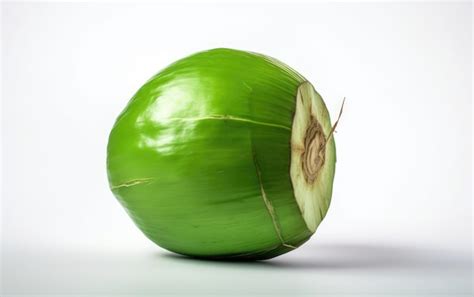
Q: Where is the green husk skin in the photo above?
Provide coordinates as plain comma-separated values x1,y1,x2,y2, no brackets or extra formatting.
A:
107,48,336,260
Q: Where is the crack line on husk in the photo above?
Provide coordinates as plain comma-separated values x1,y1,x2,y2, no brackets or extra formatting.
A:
167,115,291,131
252,148,296,250
110,177,155,190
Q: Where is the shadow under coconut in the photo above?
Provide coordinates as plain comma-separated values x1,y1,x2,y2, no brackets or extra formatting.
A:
271,243,471,271
157,243,471,271
159,252,278,269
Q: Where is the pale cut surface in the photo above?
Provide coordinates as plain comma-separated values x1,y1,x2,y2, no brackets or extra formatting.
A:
290,81,334,233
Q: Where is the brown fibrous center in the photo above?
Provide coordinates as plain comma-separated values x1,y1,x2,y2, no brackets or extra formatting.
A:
301,116,326,184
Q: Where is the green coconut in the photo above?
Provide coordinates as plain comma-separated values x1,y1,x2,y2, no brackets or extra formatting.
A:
107,48,339,260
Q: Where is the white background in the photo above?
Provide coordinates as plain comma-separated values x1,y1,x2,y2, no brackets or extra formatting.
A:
1,2,472,296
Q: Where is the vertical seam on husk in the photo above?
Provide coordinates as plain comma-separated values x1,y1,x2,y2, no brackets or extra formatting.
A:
251,145,296,250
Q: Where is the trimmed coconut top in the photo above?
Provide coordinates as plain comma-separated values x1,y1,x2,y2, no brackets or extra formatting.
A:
290,82,337,233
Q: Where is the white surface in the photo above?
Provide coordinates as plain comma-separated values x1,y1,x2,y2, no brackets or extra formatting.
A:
1,2,472,296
